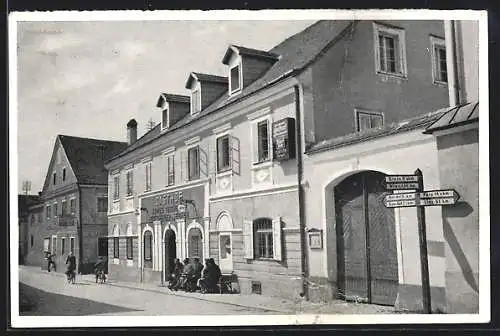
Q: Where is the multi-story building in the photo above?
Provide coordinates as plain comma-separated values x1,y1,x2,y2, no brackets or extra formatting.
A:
28,135,127,274
24,199,44,267
105,19,449,305
18,194,41,264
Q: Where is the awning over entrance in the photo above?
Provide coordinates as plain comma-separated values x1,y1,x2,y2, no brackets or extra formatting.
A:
424,101,479,134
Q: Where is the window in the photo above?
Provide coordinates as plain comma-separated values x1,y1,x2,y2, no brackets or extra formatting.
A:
113,176,120,200
62,168,66,182
126,171,134,196
70,237,75,254
162,107,169,129
97,197,108,213
192,89,201,114
230,64,241,93
145,163,152,192
70,198,76,214
356,110,384,132
113,237,119,258
144,231,152,262
216,135,231,173
51,236,57,255
167,155,175,186
373,23,407,77
188,228,203,260
53,203,58,217
257,120,270,162
43,238,50,252
30,235,34,247
30,214,35,226
61,238,66,255
430,36,447,84
126,237,133,260
52,172,56,185
188,146,200,181
61,200,67,216
46,205,51,219
254,218,273,259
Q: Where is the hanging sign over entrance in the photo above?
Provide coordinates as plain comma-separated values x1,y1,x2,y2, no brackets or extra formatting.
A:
383,189,460,208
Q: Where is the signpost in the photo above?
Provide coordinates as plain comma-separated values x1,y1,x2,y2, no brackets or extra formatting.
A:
383,169,460,314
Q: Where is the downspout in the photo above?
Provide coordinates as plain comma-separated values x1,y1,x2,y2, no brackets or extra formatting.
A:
444,20,461,106
77,184,84,274
294,84,309,300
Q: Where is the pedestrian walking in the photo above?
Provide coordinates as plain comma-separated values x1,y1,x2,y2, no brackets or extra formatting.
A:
47,253,56,272
65,252,77,283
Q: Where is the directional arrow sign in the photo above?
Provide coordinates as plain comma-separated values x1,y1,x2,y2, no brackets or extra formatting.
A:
385,182,420,190
385,175,420,183
383,189,460,208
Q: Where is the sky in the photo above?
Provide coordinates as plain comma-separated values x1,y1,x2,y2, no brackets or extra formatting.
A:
16,19,316,193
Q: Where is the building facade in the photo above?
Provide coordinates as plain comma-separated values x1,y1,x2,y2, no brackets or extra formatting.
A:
105,19,450,303
26,135,127,274
18,194,41,265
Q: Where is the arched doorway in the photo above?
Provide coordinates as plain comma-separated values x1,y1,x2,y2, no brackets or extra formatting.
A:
217,212,234,272
164,229,176,278
335,170,398,306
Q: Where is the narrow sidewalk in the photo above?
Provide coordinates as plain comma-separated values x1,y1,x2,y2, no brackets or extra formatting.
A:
20,265,399,315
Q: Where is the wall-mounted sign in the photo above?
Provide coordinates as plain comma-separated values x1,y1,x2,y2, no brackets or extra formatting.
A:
272,118,296,161
141,185,205,222
307,228,323,249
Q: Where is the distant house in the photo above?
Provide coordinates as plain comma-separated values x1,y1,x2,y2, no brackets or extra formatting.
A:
27,135,127,274
18,194,41,265
104,19,449,307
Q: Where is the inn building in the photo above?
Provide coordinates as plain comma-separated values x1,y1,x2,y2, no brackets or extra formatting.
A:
104,19,453,304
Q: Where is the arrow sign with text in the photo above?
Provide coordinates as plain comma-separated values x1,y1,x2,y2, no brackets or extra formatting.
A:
383,189,460,208
384,175,421,190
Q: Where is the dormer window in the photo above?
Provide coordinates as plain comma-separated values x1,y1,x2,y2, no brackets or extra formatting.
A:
191,88,201,115
230,63,242,94
161,104,169,130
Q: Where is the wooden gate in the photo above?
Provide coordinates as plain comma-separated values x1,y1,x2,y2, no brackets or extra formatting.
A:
335,171,399,306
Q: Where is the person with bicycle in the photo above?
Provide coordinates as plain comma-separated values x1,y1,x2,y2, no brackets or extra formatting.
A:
47,252,56,272
93,256,106,283
65,251,77,283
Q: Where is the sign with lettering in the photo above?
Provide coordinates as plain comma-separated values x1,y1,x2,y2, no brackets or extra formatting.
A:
385,182,420,190
384,174,421,190
272,118,296,161
141,185,205,222
383,189,460,208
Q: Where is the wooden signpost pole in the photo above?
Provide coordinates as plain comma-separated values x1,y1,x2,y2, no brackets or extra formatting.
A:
415,168,432,314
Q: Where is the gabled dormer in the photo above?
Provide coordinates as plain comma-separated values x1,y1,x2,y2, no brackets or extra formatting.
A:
185,72,228,115
222,45,280,97
156,93,190,131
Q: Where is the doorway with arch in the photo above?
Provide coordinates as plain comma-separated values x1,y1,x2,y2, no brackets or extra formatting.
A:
333,170,399,306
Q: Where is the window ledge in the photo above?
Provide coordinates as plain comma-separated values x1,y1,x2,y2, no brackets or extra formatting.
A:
433,80,448,87
376,71,408,80
125,195,134,199
113,199,120,203
252,160,273,169
216,169,232,176
254,257,275,261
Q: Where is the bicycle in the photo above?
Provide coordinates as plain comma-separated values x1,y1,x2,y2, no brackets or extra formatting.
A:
66,270,76,284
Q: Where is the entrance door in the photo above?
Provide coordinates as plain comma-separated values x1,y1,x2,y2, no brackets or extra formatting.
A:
98,237,108,257
219,234,233,273
164,229,176,278
335,171,398,306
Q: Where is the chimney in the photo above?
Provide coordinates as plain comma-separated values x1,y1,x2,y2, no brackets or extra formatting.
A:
127,119,138,145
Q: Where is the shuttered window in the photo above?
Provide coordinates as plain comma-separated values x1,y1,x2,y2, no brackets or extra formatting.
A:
230,65,241,93
145,163,152,191
254,218,273,259
167,155,175,186
126,171,134,196
244,217,282,261
257,120,270,162
113,176,120,200
126,237,133,260
144,231,152,261
188,146,200,180
113,237,119,258
216,135,231,173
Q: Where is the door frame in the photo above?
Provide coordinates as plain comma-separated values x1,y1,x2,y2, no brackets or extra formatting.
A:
218,232,233,273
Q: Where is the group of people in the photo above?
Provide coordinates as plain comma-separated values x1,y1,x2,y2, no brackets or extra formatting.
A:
46,252,107,284
167,257,222,294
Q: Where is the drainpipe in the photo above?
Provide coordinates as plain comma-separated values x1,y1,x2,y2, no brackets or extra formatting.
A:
294,84,309,301
77,184,84,274
444,20,461,107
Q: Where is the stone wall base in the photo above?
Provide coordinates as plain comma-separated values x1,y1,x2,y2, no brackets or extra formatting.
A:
307,276,336,302
238,274,303,301
395,283,446,313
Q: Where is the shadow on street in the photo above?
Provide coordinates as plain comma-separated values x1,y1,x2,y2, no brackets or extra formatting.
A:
19,282,143,316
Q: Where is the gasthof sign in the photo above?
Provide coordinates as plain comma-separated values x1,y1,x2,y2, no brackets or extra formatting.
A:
385,182,420,190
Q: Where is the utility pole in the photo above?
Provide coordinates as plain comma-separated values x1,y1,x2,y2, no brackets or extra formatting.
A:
22,180,32,195
146,118,156,131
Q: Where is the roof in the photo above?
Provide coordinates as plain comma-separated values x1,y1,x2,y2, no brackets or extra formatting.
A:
307,106,452,154
185,72,228,89
18,194,41,214
222,44,280,65
156,93,190,107
424,101,479,134
108,20,356,164
58,135,128,184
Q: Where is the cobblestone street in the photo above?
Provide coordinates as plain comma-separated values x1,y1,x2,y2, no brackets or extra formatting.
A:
19,266,399,316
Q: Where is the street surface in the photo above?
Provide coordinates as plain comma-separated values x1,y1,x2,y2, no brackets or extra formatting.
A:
19,267,274,316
